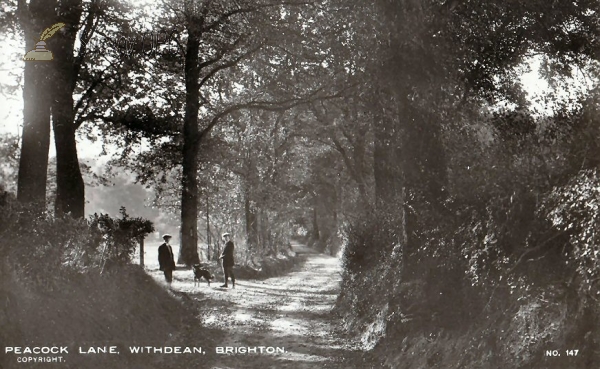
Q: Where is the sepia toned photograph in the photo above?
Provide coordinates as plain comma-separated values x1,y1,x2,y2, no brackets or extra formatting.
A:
1,0,599,368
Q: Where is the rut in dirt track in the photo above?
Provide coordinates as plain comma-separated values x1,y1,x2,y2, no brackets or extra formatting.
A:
174,241,365,368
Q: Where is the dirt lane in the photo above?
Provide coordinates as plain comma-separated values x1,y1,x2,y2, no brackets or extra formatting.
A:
166,242,364,368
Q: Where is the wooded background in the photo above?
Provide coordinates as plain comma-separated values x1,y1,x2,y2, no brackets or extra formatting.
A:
2,0,600,366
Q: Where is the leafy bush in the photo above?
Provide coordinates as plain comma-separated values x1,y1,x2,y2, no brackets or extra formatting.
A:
0,202,153,290
337,204,404,341
0,204,101,290
544,169,600,296
89,206,154,269
341,205,403,276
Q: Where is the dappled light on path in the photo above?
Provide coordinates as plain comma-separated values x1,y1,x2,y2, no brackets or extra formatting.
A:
156,241,363,368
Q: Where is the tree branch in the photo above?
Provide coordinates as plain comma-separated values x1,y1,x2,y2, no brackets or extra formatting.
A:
199,31,248,71
73,69,111,128
86,111,180,137
199,42,263,89
202,1,316,33
506,231,567,275
74,1,99,82
197,87,349,144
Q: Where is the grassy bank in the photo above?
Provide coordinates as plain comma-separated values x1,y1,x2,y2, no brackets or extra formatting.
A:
0,203,216,369
0,262,215,369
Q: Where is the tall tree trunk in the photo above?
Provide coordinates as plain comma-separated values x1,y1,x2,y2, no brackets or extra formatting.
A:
52,119,84,217
244,150,259,254
352,133,369,206
179,23,201,266
260,208,272,255
311,203,320,246
373,94,400,206
398,98,447,283
245,187,258,254
51,0,85,218
401,104,447,205
16,0,55,211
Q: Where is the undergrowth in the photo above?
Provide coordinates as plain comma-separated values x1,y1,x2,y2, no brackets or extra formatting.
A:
0,200,205,369
336,170,600,368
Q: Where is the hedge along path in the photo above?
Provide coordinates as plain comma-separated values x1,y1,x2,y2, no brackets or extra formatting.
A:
160,241,364,369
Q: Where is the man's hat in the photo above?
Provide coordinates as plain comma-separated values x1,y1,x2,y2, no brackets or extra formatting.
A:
162,234,172,239
222,232,230,238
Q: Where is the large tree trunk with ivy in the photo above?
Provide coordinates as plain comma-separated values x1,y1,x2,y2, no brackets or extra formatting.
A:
179,20,201,266
51,0,85,218
16,0,55,211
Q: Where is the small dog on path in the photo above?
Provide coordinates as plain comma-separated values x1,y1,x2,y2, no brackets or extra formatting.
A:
192,264,214,287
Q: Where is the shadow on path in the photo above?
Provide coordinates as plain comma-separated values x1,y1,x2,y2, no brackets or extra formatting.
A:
155,241,369,369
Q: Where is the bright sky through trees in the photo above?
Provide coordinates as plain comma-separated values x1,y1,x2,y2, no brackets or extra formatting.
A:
0,11,594,159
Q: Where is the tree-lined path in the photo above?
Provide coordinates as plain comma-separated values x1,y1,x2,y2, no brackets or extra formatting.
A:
163,242,365,369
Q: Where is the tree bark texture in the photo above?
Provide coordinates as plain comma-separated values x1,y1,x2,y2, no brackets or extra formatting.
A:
243,150,260,254
245,187,259,254
311,203,320,243
51,0,85,218
179,24,201,266
373,95,401,206
399,102,447,205
17,0,56,211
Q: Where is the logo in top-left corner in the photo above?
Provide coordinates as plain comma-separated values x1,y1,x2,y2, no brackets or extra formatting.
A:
23,22,65,61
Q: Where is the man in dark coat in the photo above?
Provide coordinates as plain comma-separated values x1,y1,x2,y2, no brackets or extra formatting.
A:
219,233,235,288
158,234,176,284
